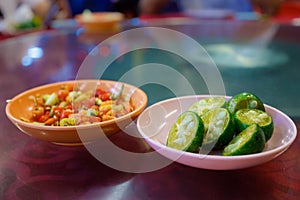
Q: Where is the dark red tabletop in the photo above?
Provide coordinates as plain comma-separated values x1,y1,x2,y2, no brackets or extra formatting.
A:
1,20,300,199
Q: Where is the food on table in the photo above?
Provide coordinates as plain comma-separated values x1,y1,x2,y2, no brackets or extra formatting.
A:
234,108,274,141
226,92,265,114
188,96,226,116
26,83,133,126
5,4,43,32
14,15,42,30
222,124,265,156
166,92,274,156
167,111,204,152
201,107,235,150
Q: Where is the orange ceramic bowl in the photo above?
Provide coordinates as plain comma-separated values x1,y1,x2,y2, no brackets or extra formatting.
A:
6,80,148,145
75,12,124,33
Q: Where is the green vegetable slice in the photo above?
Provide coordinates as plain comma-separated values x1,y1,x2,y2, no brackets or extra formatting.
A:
234,108,274,141
188,96,226,116
167,111,204,152
44,93,59,106
222,124,266,156
226,92,265,114
201,107,235,150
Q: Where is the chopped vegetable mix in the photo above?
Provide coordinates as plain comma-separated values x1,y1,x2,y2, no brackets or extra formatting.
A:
25,83,133,126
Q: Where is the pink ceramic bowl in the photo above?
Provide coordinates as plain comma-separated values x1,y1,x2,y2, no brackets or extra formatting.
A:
137,95,297,170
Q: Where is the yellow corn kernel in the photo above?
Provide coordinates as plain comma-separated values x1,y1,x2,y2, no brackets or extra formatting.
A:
99,104,112,114
106,109,116,117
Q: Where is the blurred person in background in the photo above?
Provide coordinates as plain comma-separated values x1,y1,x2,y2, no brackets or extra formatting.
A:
139,0,253,15
138,0,293,18
251,0,284,16
25,0,51,20
251,0,300,21
58,0,139,19
138,0,180,15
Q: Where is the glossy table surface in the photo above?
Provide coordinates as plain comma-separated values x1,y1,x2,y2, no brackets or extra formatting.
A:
1,19,300,199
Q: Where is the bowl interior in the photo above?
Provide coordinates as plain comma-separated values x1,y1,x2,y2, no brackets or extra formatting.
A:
137,95,297,169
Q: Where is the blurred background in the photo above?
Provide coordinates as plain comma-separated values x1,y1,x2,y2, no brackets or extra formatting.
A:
0,0,300,34
1,0,300,116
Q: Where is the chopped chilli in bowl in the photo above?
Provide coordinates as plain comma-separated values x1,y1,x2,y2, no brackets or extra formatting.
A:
22,83,134,126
